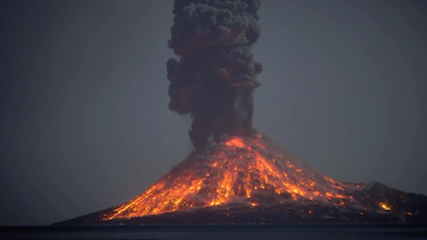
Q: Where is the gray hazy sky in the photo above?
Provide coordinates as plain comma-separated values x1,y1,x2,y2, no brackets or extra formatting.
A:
0,0,426,226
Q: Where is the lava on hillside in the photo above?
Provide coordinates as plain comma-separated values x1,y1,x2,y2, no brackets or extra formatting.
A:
55,133,427,225
104,133,354,220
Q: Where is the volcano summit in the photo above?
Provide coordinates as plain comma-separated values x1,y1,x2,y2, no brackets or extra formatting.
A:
55,0,426,225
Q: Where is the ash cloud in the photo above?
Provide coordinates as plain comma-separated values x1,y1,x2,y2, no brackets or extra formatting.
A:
166,0,263,151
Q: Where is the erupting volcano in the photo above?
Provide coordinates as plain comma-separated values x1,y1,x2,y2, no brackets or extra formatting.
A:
104,134,353,220
55,0,426,225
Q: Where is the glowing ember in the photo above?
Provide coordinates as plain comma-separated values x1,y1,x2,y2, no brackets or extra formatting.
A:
380,203,391,211
104,134,361,220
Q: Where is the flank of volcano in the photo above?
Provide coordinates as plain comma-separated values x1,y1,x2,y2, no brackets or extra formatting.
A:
105,134,353,220
55,132,427,225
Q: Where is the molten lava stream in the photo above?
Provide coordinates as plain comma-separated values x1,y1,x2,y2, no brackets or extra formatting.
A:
105,135,354,220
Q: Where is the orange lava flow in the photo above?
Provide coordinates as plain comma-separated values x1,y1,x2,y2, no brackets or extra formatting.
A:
105,134,354,220
380,203,391,211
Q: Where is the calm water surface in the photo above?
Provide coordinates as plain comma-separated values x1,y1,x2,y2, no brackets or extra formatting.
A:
1,224,426,239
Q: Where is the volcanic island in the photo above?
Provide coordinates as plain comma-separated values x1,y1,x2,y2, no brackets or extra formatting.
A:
55,0,426,225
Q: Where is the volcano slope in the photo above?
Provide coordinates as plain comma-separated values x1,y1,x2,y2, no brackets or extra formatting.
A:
55,132,427,225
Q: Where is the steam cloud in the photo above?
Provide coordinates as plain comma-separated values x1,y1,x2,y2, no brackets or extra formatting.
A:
166,0,263,151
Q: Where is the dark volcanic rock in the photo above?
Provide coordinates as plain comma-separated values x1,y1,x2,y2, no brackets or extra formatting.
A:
53,182,427,225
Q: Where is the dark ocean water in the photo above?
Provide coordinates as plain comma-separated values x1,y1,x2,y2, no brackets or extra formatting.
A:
1,224,427,239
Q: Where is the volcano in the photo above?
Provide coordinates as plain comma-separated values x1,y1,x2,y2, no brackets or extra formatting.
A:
55,132,427,225
54,0,426,225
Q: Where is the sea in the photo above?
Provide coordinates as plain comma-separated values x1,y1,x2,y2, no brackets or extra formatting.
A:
1,224,426,239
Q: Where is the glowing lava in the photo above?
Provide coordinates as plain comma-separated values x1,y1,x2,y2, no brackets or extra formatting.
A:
380,203,391,211
105,133,359,220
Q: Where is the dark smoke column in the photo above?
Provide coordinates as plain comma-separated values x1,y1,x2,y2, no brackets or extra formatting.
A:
167,0,263,151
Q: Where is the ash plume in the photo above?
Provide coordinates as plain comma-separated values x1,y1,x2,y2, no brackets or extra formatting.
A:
166,0,263,150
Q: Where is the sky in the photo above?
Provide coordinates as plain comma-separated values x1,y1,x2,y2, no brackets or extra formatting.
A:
0,0,426,226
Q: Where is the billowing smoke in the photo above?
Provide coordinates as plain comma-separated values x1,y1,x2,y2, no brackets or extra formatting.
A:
166,0,263,151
